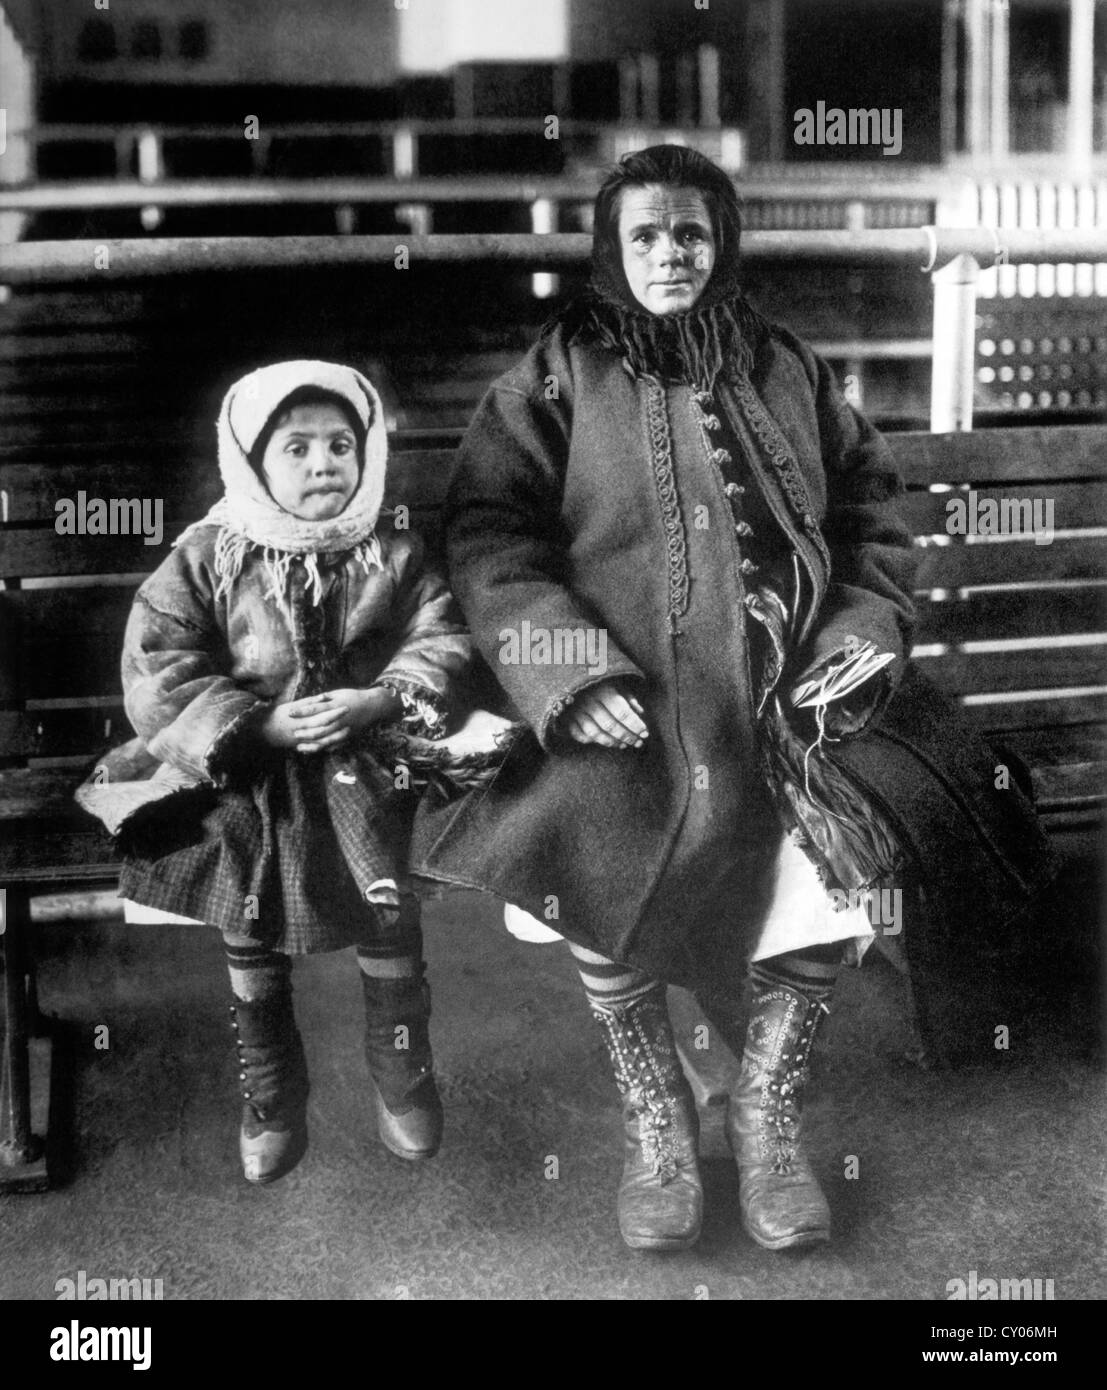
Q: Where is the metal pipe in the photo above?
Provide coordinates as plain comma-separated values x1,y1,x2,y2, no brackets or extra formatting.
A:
930,253,980,432
6,117,717,142
2,228,1104,286
0,173,1057,213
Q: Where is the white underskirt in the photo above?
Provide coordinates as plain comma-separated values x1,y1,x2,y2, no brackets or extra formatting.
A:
502,831,876,965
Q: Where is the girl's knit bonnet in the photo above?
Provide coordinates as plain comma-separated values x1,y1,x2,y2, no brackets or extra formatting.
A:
176,359,388,608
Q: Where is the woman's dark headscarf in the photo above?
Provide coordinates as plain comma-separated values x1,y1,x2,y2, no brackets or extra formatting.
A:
553,144,767,391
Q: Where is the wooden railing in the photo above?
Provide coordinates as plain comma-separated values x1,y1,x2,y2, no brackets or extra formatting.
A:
3,226,1106,431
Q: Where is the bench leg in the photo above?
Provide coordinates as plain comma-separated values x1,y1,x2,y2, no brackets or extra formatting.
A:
1,887,50,1191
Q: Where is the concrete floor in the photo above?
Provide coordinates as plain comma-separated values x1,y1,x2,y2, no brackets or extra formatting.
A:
1,890,1102,1301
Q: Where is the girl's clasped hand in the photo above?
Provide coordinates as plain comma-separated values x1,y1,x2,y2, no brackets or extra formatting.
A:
256,686,404,754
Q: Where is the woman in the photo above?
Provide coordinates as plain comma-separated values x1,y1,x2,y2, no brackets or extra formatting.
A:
413,146,1057,1253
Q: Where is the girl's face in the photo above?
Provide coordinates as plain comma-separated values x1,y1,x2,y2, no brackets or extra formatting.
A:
616,183,716,316
258,402,360,520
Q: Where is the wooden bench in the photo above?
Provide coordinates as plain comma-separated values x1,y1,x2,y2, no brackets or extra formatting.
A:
2,421,1104,1189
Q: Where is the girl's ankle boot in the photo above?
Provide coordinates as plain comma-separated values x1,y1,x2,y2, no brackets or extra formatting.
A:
360,971,443,1160
228,987,310,1185
592,987,703,1251
724,982,832,1250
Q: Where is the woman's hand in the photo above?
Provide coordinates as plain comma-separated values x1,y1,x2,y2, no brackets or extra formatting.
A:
562,682,648,749
257,688,403,755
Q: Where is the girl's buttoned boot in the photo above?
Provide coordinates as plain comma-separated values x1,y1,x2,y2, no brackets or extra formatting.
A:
724,981,832,1250
592,986,704,1251
228,985,310,1185
361,970,443,1160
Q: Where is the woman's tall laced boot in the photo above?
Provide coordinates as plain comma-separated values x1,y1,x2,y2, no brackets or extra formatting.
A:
361,969,443,1160
228,984,310,1185
592,986,703,1251
724,980,833,1249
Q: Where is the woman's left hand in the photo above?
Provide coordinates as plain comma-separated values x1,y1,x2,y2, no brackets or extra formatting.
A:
287,687,403,754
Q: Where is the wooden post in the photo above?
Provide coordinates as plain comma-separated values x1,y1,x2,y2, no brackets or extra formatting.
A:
638,53,660,126
619,56,638,122
396,203,433,236
966,0,990,157
941,0,962,159
1,891,36,1163
0,4,36,245
531,197,558,300
392,125,417,179
931,254,980,432
745,0,786,162
990,0,1009,161
677,52,697,129
136,128,164,232
1068,0,1096,170
454,65,475,122
695,45,723,130
551,63,570,119
698,44,721,129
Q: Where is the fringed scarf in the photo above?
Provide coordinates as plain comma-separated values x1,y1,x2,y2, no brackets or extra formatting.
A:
174,359,390,611
205,511,383,610
554,286,767,393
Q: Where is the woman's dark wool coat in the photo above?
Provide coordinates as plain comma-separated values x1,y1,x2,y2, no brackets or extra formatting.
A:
411,320,1057,1029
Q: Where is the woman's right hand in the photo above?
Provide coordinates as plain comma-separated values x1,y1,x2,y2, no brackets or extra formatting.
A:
561,682,648,749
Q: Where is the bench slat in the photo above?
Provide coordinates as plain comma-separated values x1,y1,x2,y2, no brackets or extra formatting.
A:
891,426,1107,485
5,529,1103,590
914,536,1107,588
0,707,131,760
916,586,1107,643
917,641,1107,695
0,510,442,579
954,691,1107,732
1000,722,1107,768
0,450,458,523
900,481,1107,535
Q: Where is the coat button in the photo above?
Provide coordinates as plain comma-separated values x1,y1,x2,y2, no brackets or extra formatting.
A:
739,558,760,576
734,521,753,538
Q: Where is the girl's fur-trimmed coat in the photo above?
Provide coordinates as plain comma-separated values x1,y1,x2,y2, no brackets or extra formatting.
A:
78,525,470,951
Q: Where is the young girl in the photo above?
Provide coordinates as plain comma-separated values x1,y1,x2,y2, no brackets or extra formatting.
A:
78,360,470,1185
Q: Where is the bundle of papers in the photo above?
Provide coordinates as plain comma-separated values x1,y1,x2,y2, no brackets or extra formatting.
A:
790,639,895,709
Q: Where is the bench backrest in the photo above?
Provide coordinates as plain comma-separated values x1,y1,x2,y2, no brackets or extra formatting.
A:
2,424,1104,770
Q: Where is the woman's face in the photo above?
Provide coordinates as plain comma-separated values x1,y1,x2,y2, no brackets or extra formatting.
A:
259,402,360,520
616,183,717,316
